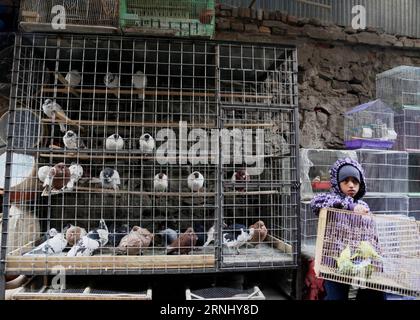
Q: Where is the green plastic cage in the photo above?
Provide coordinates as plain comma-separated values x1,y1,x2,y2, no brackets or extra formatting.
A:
120,0,215,37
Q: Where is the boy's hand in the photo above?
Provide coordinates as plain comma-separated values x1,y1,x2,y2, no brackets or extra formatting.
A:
354,204,370,215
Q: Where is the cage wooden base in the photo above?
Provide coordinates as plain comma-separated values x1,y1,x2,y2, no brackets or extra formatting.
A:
20,22,120,34
6,254,215,273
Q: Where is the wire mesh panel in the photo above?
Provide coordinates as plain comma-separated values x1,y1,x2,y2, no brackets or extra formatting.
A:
376,66,420,111
355,149,408,194
120,0,215,37
394,106,420,152
186,286,265,300
315,208,420,298
219,106,299,269
408,195,420,221
300,200,317,255
344,99,397,150
409,153,420,194
19,0,120,33
364,193,409,216
2,34,219,276
218,44,298,107
300,149,357,201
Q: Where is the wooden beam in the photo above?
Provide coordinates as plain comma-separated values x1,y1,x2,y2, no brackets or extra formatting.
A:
314,208,327,277
265,234,293,254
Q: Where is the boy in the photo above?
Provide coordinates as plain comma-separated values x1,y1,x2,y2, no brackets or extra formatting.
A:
310,157,384,300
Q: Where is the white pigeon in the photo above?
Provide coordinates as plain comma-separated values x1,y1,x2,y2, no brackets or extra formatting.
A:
203,224,216,247
99,167,121,191
41,98,67,132
105,134,124,151
63,130,86,149
24,228,68,255
67,219,109,257
104,72,120,88
223,228,254,254
38,165,52,184
154,173,168,192
64,69,81,87
132,70,147,99
139,133,155,154
66,163,84,191
187,171,204,192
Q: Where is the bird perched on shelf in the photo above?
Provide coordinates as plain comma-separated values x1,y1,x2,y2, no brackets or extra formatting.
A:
231,169,250,191
37,165,52,184
202,224,217,247
223,228,254,254
154,173,168,192
41,99,68,132
248,220,268,244
108,224,130,247
105,134,124,151
24,228,67,255
132,70,147,99
103,72,120,89
117,226,154,255
67,219,109,257
223,223,247,242
64,224,87,247
139,133,155,154
187,171,204,192
43,162,71,190
63,130,86,150
167,227,198,255
156,228,178,247
99,167,121,191
64,69,81,87
66,163,84,191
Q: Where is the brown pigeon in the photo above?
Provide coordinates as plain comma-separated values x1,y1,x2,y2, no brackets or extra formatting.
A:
167,227,198,255
117,226,153,255
231,169,250,191
44,162,71,190
248,220,268,244
65,225,87,246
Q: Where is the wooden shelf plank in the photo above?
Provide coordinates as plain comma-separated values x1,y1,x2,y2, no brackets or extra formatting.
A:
38,152,217,161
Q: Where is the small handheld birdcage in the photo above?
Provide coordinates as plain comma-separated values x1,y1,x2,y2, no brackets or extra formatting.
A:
19,0,120,33
120,0,215,37
315,208,420,298
376,66,420,111
344,100,397,150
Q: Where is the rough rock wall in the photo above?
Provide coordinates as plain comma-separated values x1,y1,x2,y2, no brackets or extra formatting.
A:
215,5,420,149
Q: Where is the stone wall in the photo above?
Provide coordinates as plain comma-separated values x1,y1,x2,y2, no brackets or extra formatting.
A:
215,5,420,149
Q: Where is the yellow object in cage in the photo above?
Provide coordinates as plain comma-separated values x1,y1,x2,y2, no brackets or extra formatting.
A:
314,208,420,298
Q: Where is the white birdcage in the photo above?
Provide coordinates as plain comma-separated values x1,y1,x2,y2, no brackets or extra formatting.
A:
300,200,318,256
409,153,420,193
376,66,420,111
356,149,409,193
394,106,420,152
344,100,397,150
299,149,357,200
315,208,420,298
185,286,265,300
408,195,420,221
19,0,120,33
364,193,409,216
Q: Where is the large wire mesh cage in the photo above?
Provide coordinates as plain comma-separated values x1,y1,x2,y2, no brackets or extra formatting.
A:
376,66,420,111
299,149,357,201
0,34,299,281
408,195,420,221
394,106,420,152
315,208,420,298
19,0,120,33
120,0,215,38
344,100,397,150
355,149,408,194
300,200,317,254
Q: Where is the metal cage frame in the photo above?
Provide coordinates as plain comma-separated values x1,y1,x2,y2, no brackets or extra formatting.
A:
0,33,300,299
